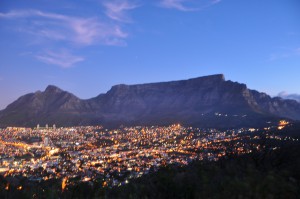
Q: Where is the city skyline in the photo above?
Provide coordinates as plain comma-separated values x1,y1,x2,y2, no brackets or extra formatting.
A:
1,0,300,109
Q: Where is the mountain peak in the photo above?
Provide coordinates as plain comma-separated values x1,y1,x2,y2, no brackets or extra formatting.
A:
45,85,63,93
190,74,225,81
215,74,225,81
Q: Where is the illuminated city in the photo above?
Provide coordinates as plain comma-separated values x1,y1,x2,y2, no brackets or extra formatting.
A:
0,120,297,193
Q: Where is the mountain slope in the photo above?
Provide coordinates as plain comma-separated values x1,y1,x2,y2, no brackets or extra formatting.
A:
0,74,299,128
0,85,97,126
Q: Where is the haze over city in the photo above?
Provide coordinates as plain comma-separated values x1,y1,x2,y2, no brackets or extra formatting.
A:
0,0,299,109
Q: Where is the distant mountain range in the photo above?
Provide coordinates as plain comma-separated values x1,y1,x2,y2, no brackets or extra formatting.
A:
0,74,300,128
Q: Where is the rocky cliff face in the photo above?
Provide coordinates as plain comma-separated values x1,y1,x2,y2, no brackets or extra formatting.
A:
0,85,96,126
0,74,299,128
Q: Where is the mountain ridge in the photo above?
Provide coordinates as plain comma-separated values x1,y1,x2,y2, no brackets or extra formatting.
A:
0,74,299,128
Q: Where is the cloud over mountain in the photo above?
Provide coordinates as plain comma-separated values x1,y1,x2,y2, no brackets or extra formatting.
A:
278,91,300,102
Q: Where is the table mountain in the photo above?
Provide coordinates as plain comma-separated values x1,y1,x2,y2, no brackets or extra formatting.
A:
0,74,299,128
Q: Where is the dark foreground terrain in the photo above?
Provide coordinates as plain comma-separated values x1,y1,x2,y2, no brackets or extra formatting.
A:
1,124,300,199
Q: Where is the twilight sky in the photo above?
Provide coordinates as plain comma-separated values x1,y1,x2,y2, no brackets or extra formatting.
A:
0,0,300,109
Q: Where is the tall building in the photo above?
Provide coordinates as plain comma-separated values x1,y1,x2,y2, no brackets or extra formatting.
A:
44,136,50,147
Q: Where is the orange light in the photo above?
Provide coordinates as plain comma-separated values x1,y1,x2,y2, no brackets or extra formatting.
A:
62,177,68,191
5,183,9,190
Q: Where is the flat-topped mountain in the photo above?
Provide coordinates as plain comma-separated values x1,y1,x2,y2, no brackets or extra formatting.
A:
0,74,299,128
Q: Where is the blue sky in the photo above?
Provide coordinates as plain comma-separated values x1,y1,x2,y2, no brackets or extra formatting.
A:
0,0,300,109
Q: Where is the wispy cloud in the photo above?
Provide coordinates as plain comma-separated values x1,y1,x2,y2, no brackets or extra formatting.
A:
210,0,222,5
278,91,300,102
159,0,195,11
36,50,84,68
158,0,221,11
269,47,300,61
0,9,128,46
0,9,132,67
103,0,139,22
